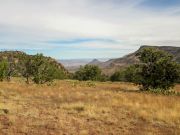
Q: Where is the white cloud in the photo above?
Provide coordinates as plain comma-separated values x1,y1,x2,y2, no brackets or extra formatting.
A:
0,0,179,58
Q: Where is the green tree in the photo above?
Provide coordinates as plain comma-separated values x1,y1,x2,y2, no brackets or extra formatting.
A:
124,65,142,83
137,48,180,90
74,65,102,81
31,54,57,84
6,57,16,81
21,57,34,84
0,60,8,81
52,68,66,80
177,65,180,83
99,74,109,82
110,70,125,82
110,65,141,82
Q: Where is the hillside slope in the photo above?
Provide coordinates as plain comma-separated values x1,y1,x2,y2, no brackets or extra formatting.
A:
88,59,101,65
112,46,180,65
0,51,69,76
88,46,180,75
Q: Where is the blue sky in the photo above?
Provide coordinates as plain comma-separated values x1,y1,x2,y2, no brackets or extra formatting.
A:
0,0,180,59
140,0,180,8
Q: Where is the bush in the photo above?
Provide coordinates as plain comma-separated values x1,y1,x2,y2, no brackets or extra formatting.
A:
99,74,109,82
74,65,102,81
110,70,125,82
177,65,180,83
0,60,8,81
147,88,180,96
123,65,142,83
110,65,142,82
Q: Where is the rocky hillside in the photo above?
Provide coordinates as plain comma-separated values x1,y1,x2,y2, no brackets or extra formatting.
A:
88,46,180,75
111,46,179,65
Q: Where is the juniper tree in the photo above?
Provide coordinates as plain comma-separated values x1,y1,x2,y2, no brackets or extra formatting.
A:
137,48,180,90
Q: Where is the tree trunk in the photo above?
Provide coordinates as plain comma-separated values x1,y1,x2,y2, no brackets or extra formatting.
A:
26,76,29,84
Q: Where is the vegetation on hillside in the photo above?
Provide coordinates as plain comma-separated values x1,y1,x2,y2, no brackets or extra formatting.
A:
0,51,68,83
111,48,180,91
0,60,8,81
0,48,179,90
136,48,180,90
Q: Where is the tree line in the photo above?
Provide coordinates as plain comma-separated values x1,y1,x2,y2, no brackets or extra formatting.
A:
74,48,180,91
0,48,179,91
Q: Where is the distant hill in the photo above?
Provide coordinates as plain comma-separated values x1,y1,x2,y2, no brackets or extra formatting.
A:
111,45,180,65
88,59,101,65
88,46,180,75
60,58,109,73
59,59,92,67
0,51,69,76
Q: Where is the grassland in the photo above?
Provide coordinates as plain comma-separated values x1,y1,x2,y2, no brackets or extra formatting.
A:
0,79,180,135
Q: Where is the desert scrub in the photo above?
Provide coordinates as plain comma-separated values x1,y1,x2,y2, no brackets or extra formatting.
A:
68,80,96,88
71,80,81,87
61,102,110,119
0,109,9,114
61,102,85,113
85,81,96,87
146,88,180,96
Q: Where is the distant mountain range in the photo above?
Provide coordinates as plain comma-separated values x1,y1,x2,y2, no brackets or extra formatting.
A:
88,45,180,75
59,58,109,72
59,59,92,67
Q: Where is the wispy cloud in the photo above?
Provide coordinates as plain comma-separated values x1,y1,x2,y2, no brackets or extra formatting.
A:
0,0,179,58
46,38,117,44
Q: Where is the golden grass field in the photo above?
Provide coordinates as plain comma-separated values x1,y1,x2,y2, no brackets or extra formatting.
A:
0,78,180,135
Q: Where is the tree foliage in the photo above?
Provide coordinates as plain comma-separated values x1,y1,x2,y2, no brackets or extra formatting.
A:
18,54,38,84
110,65,141,82
30,54,57,84
137,48,180,90
111,48,180,91
17,53,66,84
0,60,8,81
110,70,125,82
74,65,102,81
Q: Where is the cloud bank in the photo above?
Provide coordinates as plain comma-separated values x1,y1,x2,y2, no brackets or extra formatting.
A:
0,0,180,58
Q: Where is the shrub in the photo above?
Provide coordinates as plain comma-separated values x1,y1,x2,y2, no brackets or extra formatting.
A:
110,65,142,82
147,88,180,96
99,74,109,82
0,60,8,81
110,70,125,82
123,65,142,83
177,65,180,83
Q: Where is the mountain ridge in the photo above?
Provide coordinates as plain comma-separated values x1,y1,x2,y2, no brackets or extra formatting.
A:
88,45,180,75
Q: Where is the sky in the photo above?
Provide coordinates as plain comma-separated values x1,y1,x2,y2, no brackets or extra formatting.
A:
0,0,180,59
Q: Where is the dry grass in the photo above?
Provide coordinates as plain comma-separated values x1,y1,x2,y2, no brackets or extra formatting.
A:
0,78,180,135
